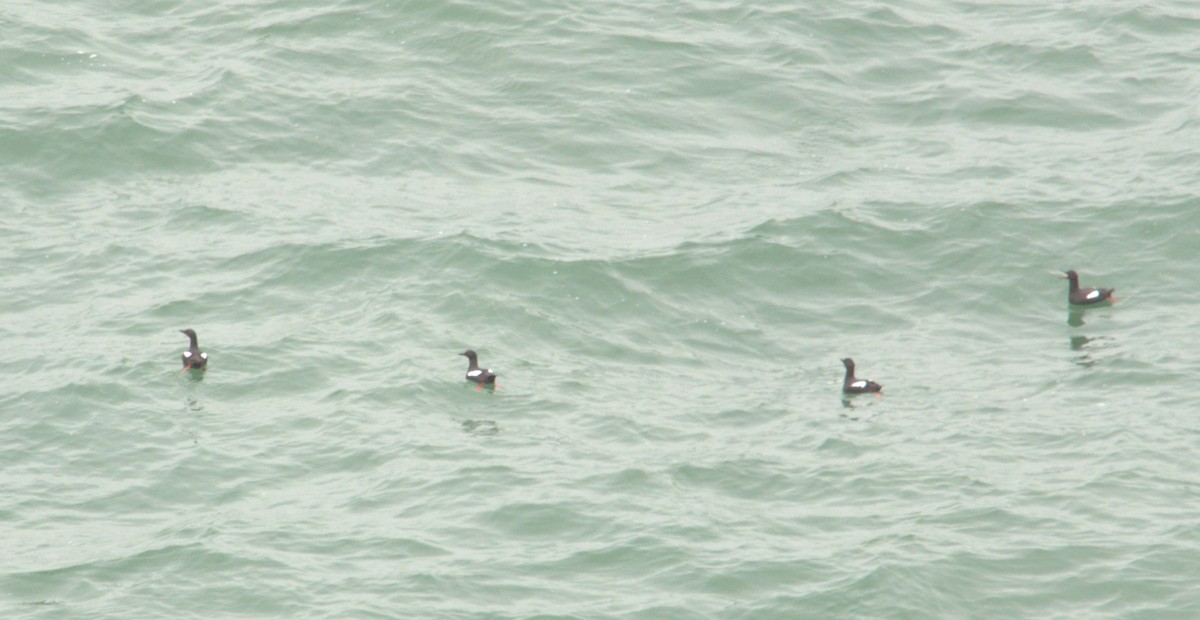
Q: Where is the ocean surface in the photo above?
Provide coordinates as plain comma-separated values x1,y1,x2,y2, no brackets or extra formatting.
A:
3,0,1199,617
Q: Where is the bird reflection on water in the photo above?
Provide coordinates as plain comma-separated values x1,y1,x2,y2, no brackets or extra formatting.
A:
1067,306,1086,327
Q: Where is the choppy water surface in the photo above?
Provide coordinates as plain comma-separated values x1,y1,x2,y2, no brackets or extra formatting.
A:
3,0,1199,617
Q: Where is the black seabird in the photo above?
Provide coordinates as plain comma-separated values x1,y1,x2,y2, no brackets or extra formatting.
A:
1062,270,1115,305
180,328,207,371
460,349,496,386
841,358,882,394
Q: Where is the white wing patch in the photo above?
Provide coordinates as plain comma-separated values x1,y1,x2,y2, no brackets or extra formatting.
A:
850,380,867,389
1086,290,1100,299
183,351,192,357
200,352,208,359
467,369,482,377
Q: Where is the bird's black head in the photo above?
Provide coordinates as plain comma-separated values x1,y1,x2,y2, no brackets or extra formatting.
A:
1061,270,1078,281
841,357,854,370
460,349,478,361
180,329,199,347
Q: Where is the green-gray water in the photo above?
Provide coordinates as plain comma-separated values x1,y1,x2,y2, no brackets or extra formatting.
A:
3,1,1199,618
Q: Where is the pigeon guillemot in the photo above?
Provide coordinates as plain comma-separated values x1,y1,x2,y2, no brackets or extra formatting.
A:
841,358,882,394
180,328,207,371
460,349,496,386
1062,270,1115,305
